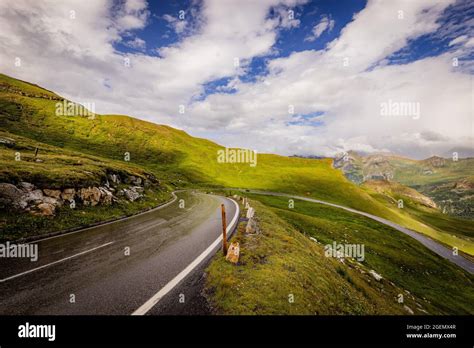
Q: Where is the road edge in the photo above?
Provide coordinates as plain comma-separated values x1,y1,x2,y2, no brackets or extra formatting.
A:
132,195,240,315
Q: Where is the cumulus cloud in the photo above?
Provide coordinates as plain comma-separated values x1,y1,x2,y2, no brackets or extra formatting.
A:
304,15,334,42
114,0,150,31
125,37,146,50
163,14,187,34
0,0,471,159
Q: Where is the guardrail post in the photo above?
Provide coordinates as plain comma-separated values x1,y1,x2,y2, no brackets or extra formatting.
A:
221,203,228,255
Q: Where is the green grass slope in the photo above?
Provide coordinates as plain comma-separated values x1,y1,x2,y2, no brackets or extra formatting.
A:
1,73,473,253
206,194,474,315
0,73,397,215
361,180,474,255
205,195,474,314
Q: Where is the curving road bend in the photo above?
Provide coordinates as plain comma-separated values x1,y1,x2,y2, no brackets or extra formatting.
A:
0,191,239,315
238,189,474,274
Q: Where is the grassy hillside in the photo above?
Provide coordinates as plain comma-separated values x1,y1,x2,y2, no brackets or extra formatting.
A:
361,180,474,255
205,194,474,314
0,73,473,254
0,73,401,216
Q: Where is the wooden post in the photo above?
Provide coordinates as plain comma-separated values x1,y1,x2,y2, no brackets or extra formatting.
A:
221,203,228,255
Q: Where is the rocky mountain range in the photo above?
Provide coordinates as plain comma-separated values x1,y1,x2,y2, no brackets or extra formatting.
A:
333,151,474,219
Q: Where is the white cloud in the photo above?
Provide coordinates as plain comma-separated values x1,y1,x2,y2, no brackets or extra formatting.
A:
183,0,472,158
304,15,334,42
465,37,474,47
449,35,468,46
115,0,150,31
125,37,146,50
163,14,187,34
274,5,301,29
0,0,471,159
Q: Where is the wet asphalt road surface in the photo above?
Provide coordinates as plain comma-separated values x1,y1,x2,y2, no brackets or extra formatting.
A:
0,191,238,315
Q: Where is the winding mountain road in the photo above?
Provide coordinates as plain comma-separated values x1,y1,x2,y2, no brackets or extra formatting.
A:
1,187,472,317
237,189,474,274
0,191,239,315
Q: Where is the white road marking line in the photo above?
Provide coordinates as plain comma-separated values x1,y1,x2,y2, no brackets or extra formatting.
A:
132,198,240,315
0,241,115,283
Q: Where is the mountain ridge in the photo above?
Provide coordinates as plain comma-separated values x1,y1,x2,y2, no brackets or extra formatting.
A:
0,73,472,256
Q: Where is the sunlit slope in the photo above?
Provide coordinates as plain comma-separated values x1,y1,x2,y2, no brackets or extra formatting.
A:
0,74,392,215
205,194,474,314
1,73,473,254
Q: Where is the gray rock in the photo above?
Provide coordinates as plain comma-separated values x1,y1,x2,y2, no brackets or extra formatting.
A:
98,187,114,205
24,189,44,202
108,173,120,185
0,136,15,147
245,218,258,234
369,270,383,281
131,186,144,193
404,305,414,315
124,188,141,202
42,196,62,207
0,183,26,208
124,176,134,184
0,183,23,201
132,177,142,185
18,182,35,191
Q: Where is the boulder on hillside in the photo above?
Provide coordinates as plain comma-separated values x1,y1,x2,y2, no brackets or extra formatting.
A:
123,175,134,184
131,186,144,193
0,183,26,209
369,270,383,281
107,173,120,185
132,176,142,185
43,196,62,207
61,188,76,201
98,187,114,205
34,202,55,216
124,187,142,202
0,136,15,147
79,187,101,206
23,189,44,203
43,189,62,199
18,182,35,191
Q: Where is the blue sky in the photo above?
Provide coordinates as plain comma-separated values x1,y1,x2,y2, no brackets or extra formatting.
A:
116,0,473,82
0,0,472,158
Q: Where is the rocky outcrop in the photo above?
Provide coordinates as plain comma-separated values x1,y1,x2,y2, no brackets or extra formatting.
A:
123,187,142,202
0,136,15,147
422,156,446,168
78,187,101,206
43,189,61,199
24,189,43,203
0,170,154,216
98,187,114,205
453,179,474,191
61,188,76,201
0,183,26,209
107,174,120,185
35,202,55,216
